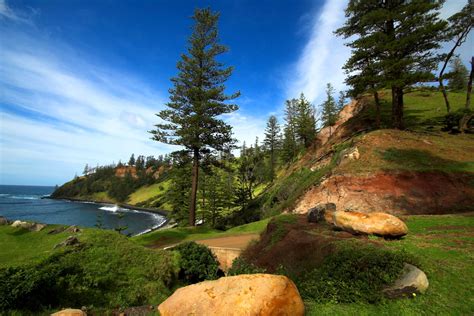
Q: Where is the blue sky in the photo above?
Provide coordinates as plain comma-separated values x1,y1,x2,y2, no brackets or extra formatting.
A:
0,0,472,186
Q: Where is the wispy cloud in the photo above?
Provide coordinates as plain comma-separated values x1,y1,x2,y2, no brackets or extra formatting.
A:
286,0,349,108
0,0,34,24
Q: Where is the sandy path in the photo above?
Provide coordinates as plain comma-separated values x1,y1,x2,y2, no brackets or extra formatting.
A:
195,233,259,249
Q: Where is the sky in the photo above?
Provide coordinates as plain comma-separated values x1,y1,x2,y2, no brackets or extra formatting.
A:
0,0,472,186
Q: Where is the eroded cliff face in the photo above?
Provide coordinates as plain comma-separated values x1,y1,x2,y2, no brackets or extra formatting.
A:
294,171,474,215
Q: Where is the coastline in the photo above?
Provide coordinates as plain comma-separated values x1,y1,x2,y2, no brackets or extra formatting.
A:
45,196,170,235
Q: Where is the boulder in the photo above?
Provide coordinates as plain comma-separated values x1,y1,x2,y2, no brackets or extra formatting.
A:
332,211,408,238
11,220,32,229
51,309,86,316
384,263,429,299
54,236,80,249
158,274,304,316
11,220,46,231
65,225,81,233
307,203,336,223
0,216,8,225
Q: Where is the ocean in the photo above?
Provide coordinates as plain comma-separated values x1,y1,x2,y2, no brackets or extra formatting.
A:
0,185,166,236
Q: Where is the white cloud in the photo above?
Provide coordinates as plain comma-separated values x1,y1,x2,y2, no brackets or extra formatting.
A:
287,0,349,108
0,0,33,24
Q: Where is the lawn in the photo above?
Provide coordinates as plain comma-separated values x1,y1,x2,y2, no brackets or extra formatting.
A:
132,217,271,248
127,179,171,205
305,213,474,315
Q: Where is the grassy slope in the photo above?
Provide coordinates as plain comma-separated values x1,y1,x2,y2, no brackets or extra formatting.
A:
132,218,271,248
306,213,474,315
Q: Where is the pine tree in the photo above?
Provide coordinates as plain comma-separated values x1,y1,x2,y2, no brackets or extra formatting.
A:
83,164,89,176
337,91,346,113
128,154,135,166
336,0,448,129
263,115,281,182
295,93,316,148
150,8,239,226
438,2,472,112
281,99,299,163
448,57,469,91
321,83,338,132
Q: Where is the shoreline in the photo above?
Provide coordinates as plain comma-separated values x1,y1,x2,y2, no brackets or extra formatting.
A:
44,196,170,235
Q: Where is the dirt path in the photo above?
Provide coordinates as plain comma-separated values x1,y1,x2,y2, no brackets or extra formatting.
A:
195,233,259,249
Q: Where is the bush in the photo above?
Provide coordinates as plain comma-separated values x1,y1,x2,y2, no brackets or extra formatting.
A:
173,242,220,284
295,244,411,304
445,108,472,131
0,231,180,312
228,257,266,275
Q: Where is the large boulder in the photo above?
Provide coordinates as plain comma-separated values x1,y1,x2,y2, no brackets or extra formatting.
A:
384,263,429,299
332,211,408,238
11,220,46,231
307,203,336,223
51,309,86,316
158,274,304,316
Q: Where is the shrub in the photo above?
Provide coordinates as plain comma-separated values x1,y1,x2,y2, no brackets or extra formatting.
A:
228,257,266,275
173,242,220,284
295,243,411,304
445,108,472,131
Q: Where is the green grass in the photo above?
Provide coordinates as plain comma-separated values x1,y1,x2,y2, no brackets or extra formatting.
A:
132,217,271,248
128,179,171,205
305,213,474,315
0,224,179,313
0,225,72,268
363,89,469,131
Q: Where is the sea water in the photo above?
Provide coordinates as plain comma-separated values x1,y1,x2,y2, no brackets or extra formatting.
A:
0,185,166,236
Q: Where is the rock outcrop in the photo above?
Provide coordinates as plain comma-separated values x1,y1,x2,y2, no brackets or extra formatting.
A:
11,220,46,232
0,216,8,225
332,211,408,238
54,236,80,249
158,274,304,316
307,203,336,223
384,263,429,298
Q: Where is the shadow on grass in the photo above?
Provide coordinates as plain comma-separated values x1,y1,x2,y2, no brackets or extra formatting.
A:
381,148,474,173
8,228,30,236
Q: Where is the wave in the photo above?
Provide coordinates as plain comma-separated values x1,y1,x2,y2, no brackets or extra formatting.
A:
99,205,123,212
0,194,41,200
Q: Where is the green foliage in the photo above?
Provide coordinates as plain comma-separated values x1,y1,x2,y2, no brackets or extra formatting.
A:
228,257,266,275
444,108,473,131
296,244,410,304
447,57,469,91
173,242,220,284
264,115,281,182
0,229,179,312
336,0,448,128
321,83,338,128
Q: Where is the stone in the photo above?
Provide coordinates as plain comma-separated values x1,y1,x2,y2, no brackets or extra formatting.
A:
11,220,46,231
51,308,86,316
0,216,8,225
54,236,80,249
65,225,81,233
158,274,304,316
332,211,408,238
307,203,336,223
384,263,429,299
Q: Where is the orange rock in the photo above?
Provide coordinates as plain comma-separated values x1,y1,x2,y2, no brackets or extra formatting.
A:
51,309,86,316
158,274,304,316
332,211,408,237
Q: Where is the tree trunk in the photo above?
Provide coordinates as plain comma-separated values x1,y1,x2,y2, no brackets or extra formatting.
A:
391,87,404,130
373,89,381,128
189,149,199,226
440,80,451,113
467,56,473,110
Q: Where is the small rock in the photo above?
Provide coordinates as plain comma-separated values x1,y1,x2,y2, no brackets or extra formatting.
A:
54,236,80,249
307,203,336,223
65,225,81,233
0,216,9,225
384,263,429,299
11,220,46,231
51,308,86,316
158,274,304,316
332,211,408,238
31,223,47,232
48,226,67,234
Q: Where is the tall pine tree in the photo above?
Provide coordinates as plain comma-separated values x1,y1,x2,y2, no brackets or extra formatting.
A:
264,115,281,182
337,0,447,129
295,93,316,148
321,83,338,133
150,8,239,226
